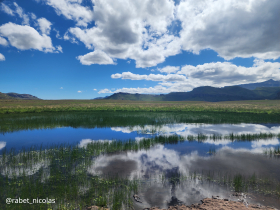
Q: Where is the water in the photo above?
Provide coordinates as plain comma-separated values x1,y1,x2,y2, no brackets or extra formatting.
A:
0,111,280,209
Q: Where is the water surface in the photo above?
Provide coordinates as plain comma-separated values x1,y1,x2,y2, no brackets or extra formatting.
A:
0,111,280,209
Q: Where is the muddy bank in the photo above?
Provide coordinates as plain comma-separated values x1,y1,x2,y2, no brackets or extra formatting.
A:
142,197,277,210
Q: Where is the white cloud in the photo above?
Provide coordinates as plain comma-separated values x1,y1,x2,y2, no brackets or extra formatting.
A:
0,53,5,61
62,0,180,67
0,141,6,150
60,87,63,89
178,60,280,87
111,72,187,82
77,90,82,93
44,0,94,27
102,59,280,94
93,89,97,91
13,2,30,25
1,2,30,25
0,22,59,53
157,66,180,74
1,3,14,16
37,17,52,35
56,45,63,53
77,50,115,65
53,28,62,39
98,89,112,94
0,36,8,46
53,0,279,68
30,13,37,20
177,0,280,60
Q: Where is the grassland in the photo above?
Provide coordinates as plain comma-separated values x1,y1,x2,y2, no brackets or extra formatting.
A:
1,99,280,114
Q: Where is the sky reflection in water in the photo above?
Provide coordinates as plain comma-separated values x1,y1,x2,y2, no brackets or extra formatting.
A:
1,122,280,208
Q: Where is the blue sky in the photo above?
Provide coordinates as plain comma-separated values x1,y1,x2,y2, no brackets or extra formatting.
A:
0,0,280,99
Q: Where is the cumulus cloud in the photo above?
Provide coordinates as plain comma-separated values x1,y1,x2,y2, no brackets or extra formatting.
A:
59,0,180,67
178,60,280,87
0,22,60,53
93,89,97,91
111,72,187,82
0,36,8,46
0,53,5,61
177,0,280,60
46,0,280,68
37,17,52,35
77,90,82,93
101,59,280,94
44,0,94,27
157,66,180,74
98,89,113,94
77,50,115,65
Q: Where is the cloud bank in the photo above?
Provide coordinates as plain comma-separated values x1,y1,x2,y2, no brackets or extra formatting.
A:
41,0,280,67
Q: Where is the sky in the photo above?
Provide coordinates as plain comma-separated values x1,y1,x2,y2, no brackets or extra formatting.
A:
0,0,280,99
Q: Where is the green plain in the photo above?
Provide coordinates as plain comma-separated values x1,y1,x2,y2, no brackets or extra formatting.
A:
1,99,280,114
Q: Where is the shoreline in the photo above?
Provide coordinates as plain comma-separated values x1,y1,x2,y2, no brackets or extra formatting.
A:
142,197,277,210
88,196,278,210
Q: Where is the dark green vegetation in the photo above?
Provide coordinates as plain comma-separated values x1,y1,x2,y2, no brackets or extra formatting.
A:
0,92,40,100
1,99,280,114
264,146,280,157
107,86,280,102
1,111,280,134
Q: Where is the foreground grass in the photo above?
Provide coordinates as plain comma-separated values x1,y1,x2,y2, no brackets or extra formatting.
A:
1,99,280,114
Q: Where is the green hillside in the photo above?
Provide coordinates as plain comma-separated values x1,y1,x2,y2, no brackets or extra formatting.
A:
252,87,280,99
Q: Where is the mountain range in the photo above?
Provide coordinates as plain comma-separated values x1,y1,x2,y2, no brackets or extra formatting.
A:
1,79,280,102
101,79,280,102
0,92,40,100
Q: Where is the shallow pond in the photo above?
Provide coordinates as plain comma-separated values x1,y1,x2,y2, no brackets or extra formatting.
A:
0,111,280,209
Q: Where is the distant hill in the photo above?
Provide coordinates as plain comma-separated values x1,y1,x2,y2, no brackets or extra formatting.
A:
163,86,263,102
0,92,40,100
106,93,163,101
237,79,280,90
0,92,14,99
92,96,110,100
105,86,280,102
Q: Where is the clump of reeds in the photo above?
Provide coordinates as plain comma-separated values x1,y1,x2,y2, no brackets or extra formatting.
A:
263,146,280,157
